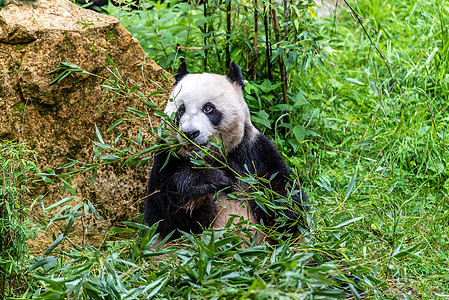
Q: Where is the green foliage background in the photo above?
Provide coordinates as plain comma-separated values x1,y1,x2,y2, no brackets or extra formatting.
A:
1,0,449,298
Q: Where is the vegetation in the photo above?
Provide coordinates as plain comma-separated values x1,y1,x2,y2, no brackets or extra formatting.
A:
1,0,449,298
0,142,39,297
113,0,449,295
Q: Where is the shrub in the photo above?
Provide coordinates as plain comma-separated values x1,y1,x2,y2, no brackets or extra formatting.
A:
0,141,39,298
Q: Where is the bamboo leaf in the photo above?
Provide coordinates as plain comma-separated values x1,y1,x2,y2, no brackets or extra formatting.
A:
60,179,77,196
88,200,101,220
28,256,57,272
333,216,364,229
392,243,420,259
346,78,364,85
44,234,64,256
95,123,105,144
45,196,76,211
345,173,357,200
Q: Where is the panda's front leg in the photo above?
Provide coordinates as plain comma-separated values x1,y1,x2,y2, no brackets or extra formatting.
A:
167,167,233,206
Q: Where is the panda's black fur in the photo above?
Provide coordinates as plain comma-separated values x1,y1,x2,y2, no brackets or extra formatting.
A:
144,62,307,239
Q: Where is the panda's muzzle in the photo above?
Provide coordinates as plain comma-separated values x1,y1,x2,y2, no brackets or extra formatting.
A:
182,130,204,151
183,130,200,140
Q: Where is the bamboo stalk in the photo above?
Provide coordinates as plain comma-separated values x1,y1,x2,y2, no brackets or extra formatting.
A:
271,8,288,106
283,0,288,38
253,0,258,80
203,0,208,70
226,0,231,68
263,0,272,80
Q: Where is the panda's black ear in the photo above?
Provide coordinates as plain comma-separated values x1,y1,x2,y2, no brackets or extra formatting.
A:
226,62,245,89
175,60,189,85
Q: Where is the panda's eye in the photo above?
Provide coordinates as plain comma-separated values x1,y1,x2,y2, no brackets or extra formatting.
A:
203,103,215,114
178,104,185,116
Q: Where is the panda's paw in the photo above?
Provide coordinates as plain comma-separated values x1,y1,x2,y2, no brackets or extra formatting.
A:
191,177,232,195
213,176,233,191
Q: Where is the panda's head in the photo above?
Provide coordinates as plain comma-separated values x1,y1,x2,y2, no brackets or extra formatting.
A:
165,62,258,157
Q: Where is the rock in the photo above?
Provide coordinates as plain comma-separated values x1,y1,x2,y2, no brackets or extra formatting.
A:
315,0,341,19
0,0,172,252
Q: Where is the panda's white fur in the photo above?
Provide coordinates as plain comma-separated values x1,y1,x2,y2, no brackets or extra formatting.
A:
165,72,258,154
144,62,307,241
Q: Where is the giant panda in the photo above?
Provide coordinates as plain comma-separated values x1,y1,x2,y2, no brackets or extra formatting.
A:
144,62,307,241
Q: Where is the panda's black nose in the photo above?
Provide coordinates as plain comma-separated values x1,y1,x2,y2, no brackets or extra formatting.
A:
183,130,200,140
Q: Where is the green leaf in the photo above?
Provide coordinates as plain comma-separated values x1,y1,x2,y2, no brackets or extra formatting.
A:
345,173,357,200
137,130,142,145
346,78,364,85
44,196,76,211
392,243,420,259
127,107,147,117
141,145,161,155
44,234,64,256
60,179,77,196
28,256,57,272
107,119,126,132
95,124,105,144
61,62,79,69
394,113,404,137
89,168,97,187
41,176,52,183
111,227,135,234
88,201,101,220
122,221,152,230
425,47,438,65
141,100,158,110
142,250,172,257
50,70,70,85
333,216,364,229
58,160,78,169
251,110,272,129
369,80,378,96
294,90,309,107
237,248,270,257
270,104,292,112
144,276,169,297
63,217,75,236
293,125,305,141
308,6,317,19
93,141,112,150
99,154,120,160
148,90,164,97
355,139,375,147
155,231,175,251
105,53,116,68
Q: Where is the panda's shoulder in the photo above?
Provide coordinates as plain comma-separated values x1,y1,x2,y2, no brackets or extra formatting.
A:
230,131,289,174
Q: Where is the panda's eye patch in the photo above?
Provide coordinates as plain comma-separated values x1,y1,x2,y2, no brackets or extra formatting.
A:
203,103,215,114
203,102,222,126
178,104,186,116
174,104,185,125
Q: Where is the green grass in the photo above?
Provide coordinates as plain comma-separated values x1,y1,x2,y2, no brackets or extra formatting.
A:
301,0,449,295
3,0,449,298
